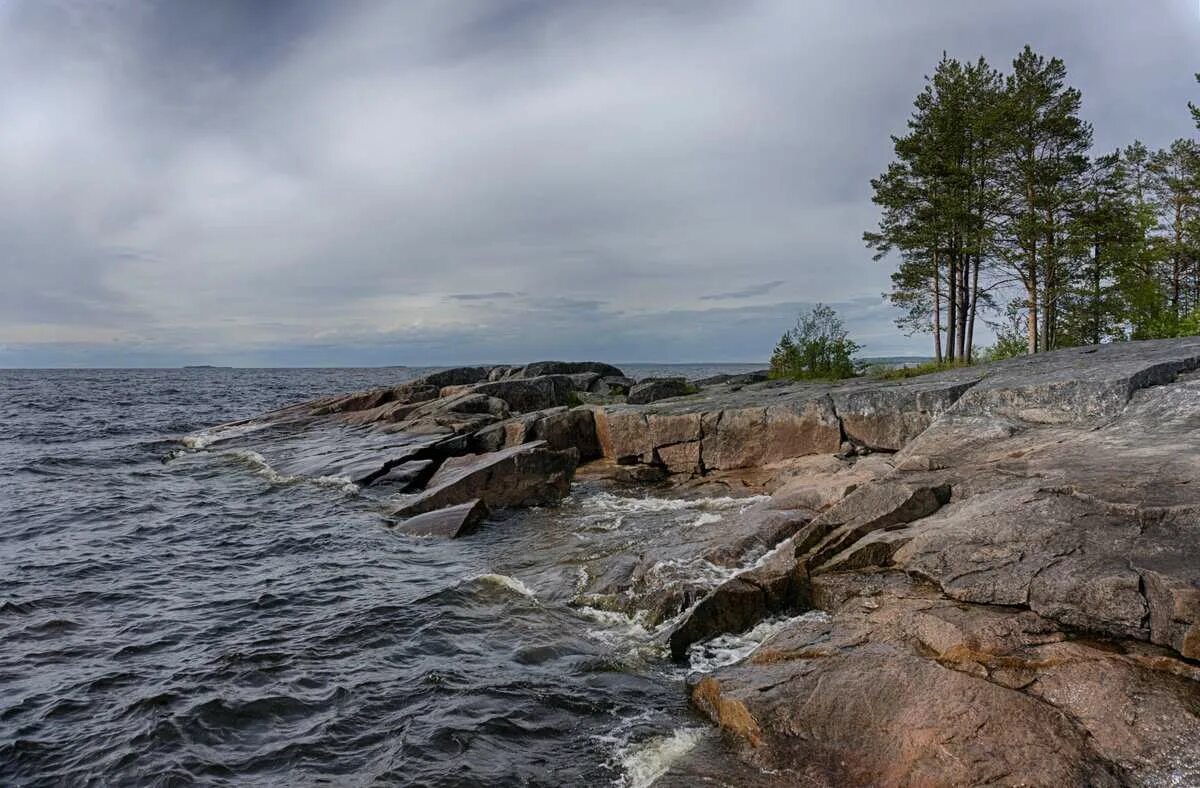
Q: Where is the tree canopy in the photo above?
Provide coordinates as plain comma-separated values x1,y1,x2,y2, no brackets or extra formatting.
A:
865,48,1200,358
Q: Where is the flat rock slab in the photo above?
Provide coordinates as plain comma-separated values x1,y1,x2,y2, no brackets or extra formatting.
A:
677,573,1200,787
389,440,579,518
394,499,489,538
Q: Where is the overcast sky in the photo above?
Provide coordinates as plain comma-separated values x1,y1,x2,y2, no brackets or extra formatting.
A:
2,0,1198,367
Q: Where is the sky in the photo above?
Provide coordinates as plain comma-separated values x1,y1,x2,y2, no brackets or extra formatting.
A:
1,0,1198,367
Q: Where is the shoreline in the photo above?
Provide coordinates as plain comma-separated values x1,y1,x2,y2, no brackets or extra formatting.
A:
194,339,1200,786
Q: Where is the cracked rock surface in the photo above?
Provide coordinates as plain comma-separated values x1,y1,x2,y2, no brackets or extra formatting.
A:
661,338,1200,786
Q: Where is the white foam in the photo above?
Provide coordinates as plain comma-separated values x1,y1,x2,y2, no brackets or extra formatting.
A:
616,727,708,788
577,606,653,645
570,492,766,534
179,421,266,450
221,450,359,494
686,610,832,673
688,512,725,528
580,492,765,516
473,573,537,600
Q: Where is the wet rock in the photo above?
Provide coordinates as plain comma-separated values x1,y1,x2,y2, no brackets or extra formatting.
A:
389,441,578,517
394,499,489,538
627,378,696,405
368,459,436,492
669,539,811,661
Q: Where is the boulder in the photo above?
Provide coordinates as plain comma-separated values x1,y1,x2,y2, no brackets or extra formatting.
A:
673,574,1199,787
702,400,843,470
506,360,625,379
472,375,579,412
593,408,651,464
531,407,601,460
565,372,602,392
669,538,811,661
596,375,636,395
389,441,579,517
394,499,490,538
830,377,979,451
627,377,695,405
368,459,436,492
421,366,493,389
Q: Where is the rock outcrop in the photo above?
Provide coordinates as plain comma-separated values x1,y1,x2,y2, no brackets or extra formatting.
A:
196,340,1200,786
627,377,696,405
394,498,489,538
657,337,1200,786
390,441,579,518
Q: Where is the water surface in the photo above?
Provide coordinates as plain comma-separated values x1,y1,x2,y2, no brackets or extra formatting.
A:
0,365,764,786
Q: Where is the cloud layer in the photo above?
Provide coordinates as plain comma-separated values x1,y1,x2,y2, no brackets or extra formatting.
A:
2,0,1198,366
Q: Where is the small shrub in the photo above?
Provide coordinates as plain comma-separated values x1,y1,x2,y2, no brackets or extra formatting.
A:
769,304,862,381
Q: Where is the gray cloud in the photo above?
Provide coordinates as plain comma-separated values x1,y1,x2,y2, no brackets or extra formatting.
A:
700,281,787,301
447,291,524,302
2,0,1198,366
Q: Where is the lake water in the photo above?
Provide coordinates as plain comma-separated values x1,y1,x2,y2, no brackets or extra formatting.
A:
0,364,765,786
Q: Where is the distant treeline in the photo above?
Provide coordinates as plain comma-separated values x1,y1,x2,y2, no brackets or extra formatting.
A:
866,46,1200,361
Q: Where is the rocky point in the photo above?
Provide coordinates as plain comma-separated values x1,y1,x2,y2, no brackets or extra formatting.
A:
204,339,1200,786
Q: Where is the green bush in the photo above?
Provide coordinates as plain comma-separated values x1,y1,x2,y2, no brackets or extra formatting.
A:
980,332,1027,362
769,304,862,381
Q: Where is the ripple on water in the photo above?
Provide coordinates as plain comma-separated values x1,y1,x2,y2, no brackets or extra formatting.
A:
0,366,765,786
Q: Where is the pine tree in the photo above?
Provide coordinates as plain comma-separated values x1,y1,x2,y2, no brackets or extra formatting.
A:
1147,139,1200,327
1116,141,1168,337
1057,153,1138,345
865,54,1002,363
992,46,1092,353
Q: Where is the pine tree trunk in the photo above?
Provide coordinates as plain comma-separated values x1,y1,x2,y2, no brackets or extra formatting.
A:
932,252,943,364
946,252,957,362
1092,241,1102,345
966,254,979,363
1027,239,1039,354
957,255,968,361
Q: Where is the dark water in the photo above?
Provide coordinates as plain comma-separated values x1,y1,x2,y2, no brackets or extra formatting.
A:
0,365,762,787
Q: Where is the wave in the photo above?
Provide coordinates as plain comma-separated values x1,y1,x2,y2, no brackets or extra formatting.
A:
686,610,832,673
571,492,766,532
178,420,266,450
221,450,359,493
616,727,708,788
472,573,537,600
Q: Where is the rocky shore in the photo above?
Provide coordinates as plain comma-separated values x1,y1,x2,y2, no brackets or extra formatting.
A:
203,340,1200,786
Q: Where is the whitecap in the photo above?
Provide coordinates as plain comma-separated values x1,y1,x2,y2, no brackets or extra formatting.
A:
686,610,832,673
473,573,537,600
220,450,359,494
616,727,708,788
179,421,266,450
